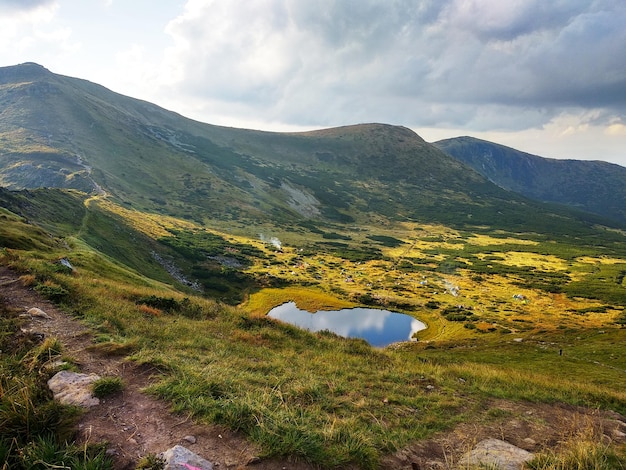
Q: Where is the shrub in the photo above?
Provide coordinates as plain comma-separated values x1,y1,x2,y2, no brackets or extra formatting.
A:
445,313,468,322
34,282,70,303
135,295,205,319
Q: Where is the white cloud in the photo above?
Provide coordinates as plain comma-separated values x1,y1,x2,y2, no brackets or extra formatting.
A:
0,0,55,12
0,2,77,65
606,122,626,136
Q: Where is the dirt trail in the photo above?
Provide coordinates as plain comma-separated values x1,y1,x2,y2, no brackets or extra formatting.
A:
2,264,625,470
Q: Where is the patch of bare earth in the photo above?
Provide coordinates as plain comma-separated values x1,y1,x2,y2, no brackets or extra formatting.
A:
1,265,625,470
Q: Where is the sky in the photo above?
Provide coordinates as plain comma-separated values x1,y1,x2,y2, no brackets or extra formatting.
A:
1,0,625,166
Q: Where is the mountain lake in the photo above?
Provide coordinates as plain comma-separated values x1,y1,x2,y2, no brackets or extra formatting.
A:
267,302,426,347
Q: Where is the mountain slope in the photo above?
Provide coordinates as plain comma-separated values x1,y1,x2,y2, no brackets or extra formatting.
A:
434,136,626,225
0,63,617,234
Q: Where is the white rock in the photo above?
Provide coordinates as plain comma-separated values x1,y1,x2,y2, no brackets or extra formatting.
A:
28,307,52,319
48,370,100,408
460,438,534,470
161,445,213,470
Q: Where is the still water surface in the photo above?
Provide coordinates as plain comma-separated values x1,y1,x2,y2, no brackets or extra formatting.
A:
268,302,426,347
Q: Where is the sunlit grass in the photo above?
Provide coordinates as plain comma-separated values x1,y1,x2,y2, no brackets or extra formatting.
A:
245,286,353,315
495,251,570,271
527,414,626,469
100,199,200,238
467,234,539,246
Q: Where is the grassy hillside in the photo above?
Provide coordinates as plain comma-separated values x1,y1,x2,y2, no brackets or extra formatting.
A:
2,63,621,237
1,189,625,468
435,136,626,225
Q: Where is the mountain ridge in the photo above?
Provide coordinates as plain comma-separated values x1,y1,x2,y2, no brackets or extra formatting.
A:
434,136,626,225
0,62,621,233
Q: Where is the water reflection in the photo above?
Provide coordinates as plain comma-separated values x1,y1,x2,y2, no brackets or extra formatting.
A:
268,302,426,347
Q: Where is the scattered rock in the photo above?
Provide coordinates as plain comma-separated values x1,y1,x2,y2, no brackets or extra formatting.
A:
28,307,52,319
460,438,534,470
20,329,45,341
59,258,74,271
182,435,197,444
161,445,213,470
48,370,101,408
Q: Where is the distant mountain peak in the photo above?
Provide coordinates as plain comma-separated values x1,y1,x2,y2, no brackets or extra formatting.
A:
0,62,53,84
435,136,626,225
300,122,426,144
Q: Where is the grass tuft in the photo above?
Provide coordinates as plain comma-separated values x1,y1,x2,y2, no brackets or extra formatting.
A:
136,453,166,469
528,439,626,470
21,337,64,372
92,376,124,398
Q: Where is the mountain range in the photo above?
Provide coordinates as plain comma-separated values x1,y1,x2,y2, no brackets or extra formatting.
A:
435,136,626,225
0,62,623,234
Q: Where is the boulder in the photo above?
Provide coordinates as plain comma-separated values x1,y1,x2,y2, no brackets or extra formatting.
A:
48,370,100,408
460,438,534,470
161,445,213,470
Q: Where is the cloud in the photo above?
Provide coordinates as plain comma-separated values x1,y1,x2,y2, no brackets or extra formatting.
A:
154,0,626,136
0,3,85,76
0,0,55,12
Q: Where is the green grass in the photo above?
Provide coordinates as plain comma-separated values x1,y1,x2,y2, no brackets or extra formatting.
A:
0,296,113,469
92,376,124,398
